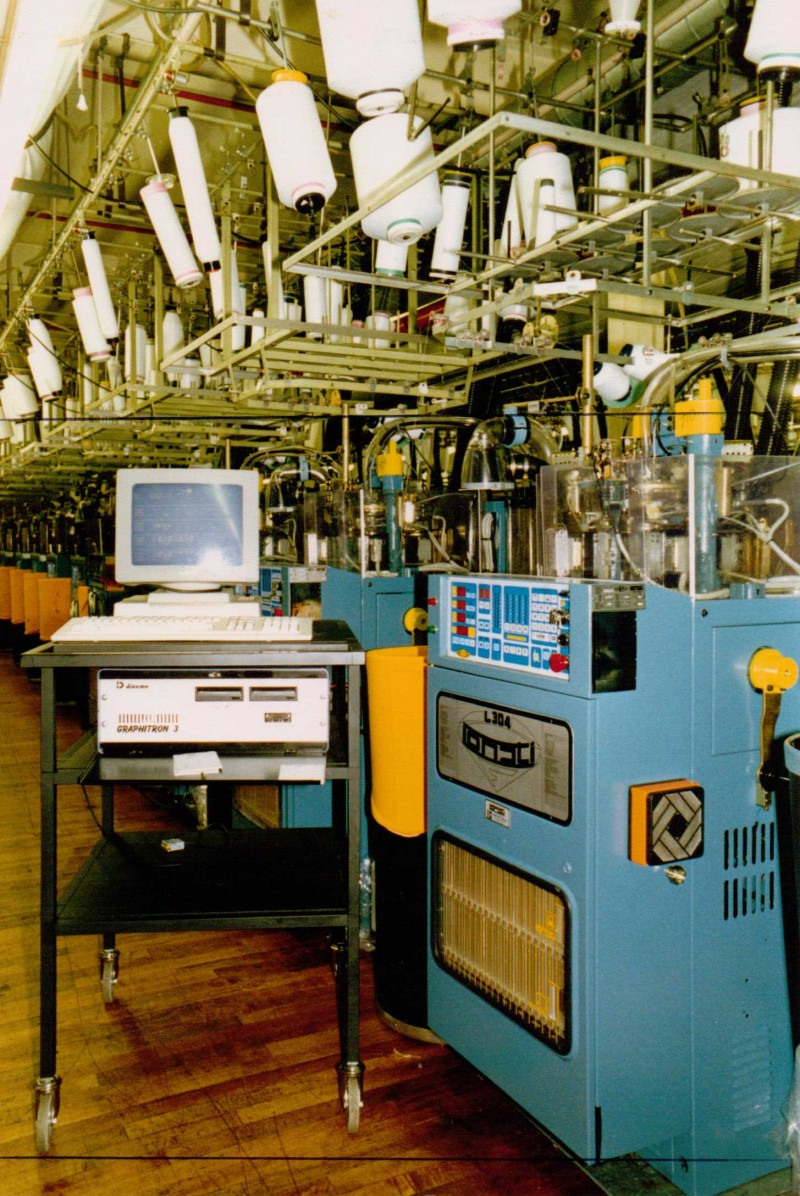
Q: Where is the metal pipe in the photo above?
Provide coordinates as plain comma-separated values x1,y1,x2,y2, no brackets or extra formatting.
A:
487,50,496,344
342,402,350,487
363,416,479,483
642,0,655,290
636,330,800,452
581,334,595,457
764,78,775,173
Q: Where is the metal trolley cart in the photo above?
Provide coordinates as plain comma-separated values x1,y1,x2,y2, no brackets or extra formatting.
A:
23,621,365,1151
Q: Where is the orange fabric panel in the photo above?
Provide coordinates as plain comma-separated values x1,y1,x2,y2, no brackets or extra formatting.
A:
9,569,30,625
0,566,12,620
38,577,73,642
23,572,40,635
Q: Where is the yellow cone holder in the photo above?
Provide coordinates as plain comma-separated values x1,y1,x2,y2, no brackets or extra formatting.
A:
749,648,799,808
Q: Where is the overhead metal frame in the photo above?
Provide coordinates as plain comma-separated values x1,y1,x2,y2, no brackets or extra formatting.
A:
3,0,800,500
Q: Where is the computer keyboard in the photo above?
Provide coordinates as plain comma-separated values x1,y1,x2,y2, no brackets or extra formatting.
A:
51,615,314,643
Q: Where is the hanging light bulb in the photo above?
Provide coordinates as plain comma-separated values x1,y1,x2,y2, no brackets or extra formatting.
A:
140,179,203,289
745,0,800,80
315,0,424,118
72,287,111,362
256,70,337,213
168,108,221,268
604,0,641,39
80,233,119,346
429,171,471,280
350,113,443,244
428,0,522,50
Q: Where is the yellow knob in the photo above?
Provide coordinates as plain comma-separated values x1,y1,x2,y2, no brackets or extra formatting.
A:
403,606,428,634
749,647,799,693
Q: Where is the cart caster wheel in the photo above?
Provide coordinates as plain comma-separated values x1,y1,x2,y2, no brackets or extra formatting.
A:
342,1073,362,1134
34,1078,60,1154
99,948,119,1005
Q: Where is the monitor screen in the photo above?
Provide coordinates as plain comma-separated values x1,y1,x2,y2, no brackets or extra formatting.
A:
114,468,260,587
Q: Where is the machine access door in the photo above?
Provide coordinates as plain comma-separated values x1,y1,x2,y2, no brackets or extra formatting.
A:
427,662,598,1161
427,641,696,1165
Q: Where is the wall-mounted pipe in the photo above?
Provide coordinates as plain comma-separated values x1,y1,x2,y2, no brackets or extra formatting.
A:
363,416,480,484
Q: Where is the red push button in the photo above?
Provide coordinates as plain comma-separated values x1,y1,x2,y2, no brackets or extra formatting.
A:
428,597,437,606
549,653,569,673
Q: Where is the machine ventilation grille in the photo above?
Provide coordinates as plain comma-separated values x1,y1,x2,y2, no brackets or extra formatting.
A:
431,832,570,1054
723,824,775,921
730,1022,772,1133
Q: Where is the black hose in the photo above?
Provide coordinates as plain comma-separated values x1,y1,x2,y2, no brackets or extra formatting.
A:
755,356,799,454
724,249,766,441
755,233,800,453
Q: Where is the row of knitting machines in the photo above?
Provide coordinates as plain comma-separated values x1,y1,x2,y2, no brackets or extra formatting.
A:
5,353,800,1196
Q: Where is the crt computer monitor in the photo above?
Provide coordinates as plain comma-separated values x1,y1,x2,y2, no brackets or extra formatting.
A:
114,468,260,590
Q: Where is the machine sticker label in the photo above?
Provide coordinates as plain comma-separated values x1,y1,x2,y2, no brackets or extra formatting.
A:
437,693,572,823
485,800,510,827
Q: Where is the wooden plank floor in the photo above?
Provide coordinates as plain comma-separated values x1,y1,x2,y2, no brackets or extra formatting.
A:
0,647,604,1196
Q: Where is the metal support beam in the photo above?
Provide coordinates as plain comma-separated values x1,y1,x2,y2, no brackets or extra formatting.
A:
0,10,204,355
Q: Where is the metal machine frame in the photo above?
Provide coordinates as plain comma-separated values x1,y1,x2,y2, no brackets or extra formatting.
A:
426,573,798,1196
23,622,365,1152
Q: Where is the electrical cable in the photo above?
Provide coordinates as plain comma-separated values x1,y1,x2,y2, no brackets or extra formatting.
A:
27,134,93,194
411,523,468,572
254,26,358,131
80,777,233,872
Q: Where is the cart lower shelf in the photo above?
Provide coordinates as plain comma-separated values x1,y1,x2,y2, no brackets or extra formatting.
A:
55,828,350,934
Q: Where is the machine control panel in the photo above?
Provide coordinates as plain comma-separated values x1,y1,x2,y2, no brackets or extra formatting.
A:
446,578,570,679
591,583,646,612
